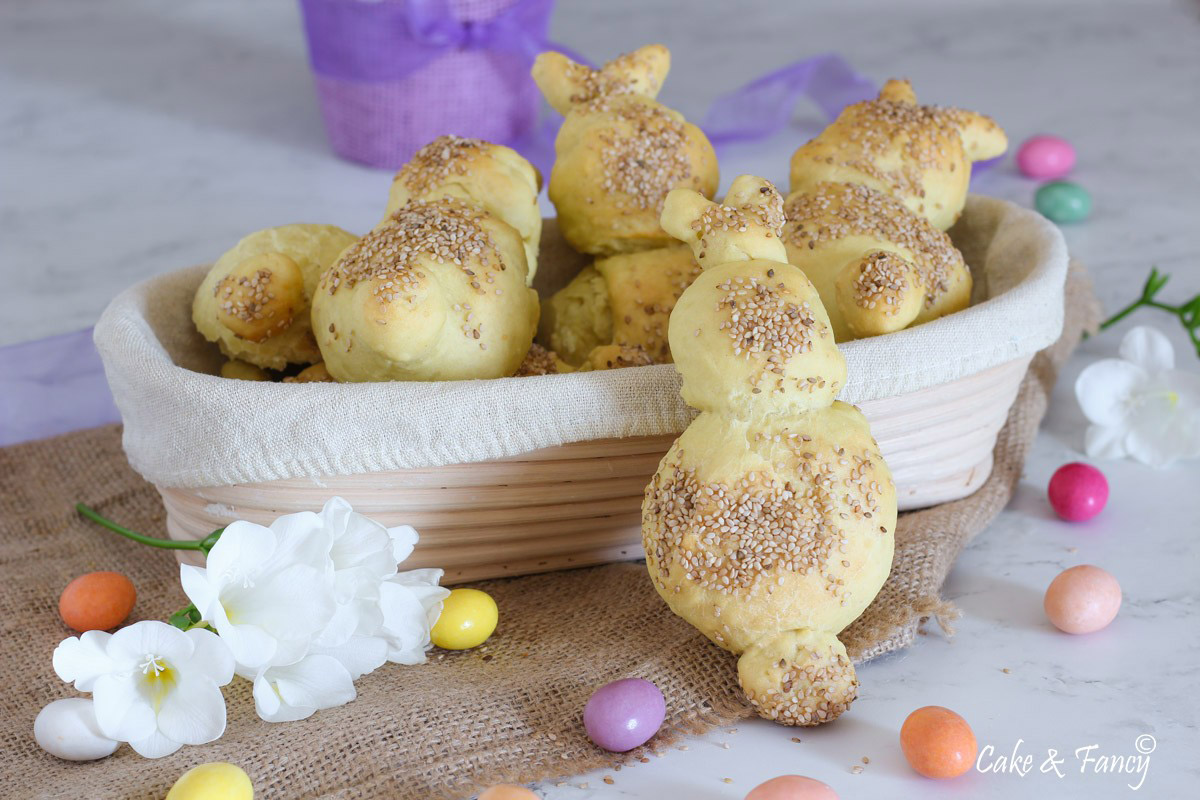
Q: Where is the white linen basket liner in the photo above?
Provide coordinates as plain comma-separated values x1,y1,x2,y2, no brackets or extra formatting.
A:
94,196,1067,490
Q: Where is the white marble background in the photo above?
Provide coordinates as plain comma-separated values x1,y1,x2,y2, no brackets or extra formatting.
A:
2,0,1199,797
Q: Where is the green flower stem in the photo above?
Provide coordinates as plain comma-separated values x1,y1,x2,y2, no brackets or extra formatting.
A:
75,502,222,552
1096,267,1200,357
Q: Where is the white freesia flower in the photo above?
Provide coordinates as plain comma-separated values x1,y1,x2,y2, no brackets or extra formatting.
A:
52,621,233,758
1076,325,1200,467
179,511,338,671
189,498,447,723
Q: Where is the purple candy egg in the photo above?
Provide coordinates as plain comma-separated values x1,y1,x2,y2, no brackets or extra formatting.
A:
583,678,666,752
1017,135,1076,180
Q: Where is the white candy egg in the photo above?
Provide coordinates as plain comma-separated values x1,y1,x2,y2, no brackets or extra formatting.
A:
34,698,119,761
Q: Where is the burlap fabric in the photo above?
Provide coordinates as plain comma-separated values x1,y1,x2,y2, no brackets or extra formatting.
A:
2,263,1096,799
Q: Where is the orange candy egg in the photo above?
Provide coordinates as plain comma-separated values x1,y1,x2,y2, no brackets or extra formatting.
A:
744,775,839,800
477,786,538,800
58,571,137,632
900,706,977,779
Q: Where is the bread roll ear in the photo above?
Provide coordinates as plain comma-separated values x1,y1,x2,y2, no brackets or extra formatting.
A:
531,44,670,114
661,176,787,266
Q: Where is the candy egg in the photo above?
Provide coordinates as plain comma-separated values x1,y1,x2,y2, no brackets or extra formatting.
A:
1044,565,1121,634
1017,135,1076,179
478,785,539,800
34,698,119,761
1035,181,1091,223
1048,462,1108,521
58,571,136,632
583,677,666,752
166,762,254,800
744,775,840,800
900,706,977,779
431,588,498,650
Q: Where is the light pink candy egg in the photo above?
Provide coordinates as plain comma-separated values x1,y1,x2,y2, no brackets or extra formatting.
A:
1017,135,1076,179
1044,565,1121,634
744,775,839,800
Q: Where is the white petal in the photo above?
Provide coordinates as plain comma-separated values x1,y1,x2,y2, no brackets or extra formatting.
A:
1075,359,1146,426
1084,424,1128,459
52,631,115,691
312,635,388,681
388,525,419,563
1167,369,1200,409
184,628,235,686
224,563,335,666
1119,326,1175,373
179,564,223,625
391,568,444,588
106,621,192,667
204,520,275,589
252,656,356,723
155,674,227,746
127,728,182,759
265,510,332,572
378,581,445,665
217,622,278,672
92,673,156,742
1126,402,1200,468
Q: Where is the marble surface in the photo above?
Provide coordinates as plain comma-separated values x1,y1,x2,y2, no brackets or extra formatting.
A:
2,0,1198,797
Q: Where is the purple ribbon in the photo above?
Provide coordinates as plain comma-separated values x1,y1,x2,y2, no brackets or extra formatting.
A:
299,0,566,82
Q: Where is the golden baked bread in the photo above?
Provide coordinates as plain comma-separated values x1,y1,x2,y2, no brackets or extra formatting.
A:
381,135,543,282
312,196,539,382
532,44,719,255
513,343,571,377
193,224,359,370
537,245,700,367
643,175,897,726
789,79,1007,231
782,182,971,340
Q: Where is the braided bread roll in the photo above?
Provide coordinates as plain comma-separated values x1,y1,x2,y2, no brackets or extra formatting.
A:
311,139,540,382
532,44,718,255
789,79,1007,231
193,224,359,370
643,175,896,726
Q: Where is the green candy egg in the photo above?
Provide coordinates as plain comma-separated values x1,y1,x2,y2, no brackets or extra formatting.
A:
1035,181,1092,223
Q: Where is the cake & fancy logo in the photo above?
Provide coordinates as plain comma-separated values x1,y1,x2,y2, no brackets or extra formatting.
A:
975,734,1155,790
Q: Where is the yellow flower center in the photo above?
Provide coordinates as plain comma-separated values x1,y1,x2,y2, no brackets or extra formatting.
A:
138,654,177,711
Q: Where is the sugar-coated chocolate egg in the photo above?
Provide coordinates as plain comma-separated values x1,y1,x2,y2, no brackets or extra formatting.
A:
1044,565,1121,634
744,774,840,800
58,571,136,632
1017,135,1076,179
1048,462,1108,521
478,785,539,800
1035,181,1091,223
583,677,666,752
34,698,119,761
166,763,254,800
431,588,498,650
900,706,977,779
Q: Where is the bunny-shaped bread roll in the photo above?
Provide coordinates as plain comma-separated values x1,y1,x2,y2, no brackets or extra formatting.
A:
782,182,971,341
789,79,1006,231
537,244,700,367
381,135,543,282
532,44,719,255
193,224,359,370
311,138,540,382
643,175,896,726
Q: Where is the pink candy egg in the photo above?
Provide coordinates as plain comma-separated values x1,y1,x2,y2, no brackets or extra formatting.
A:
1048,462,1108,521
744,775,839,800
1044,565,1121,634
583,678,665,752
1017,135,1076,179
478,786,538,800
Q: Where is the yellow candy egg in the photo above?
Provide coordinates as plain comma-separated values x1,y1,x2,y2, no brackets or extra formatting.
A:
166,762,254,800
431,588,498,650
